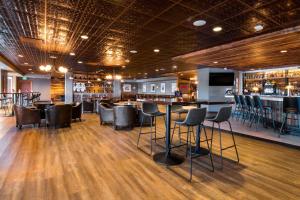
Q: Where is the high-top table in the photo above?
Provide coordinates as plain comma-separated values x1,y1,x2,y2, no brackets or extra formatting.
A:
137,99,233,166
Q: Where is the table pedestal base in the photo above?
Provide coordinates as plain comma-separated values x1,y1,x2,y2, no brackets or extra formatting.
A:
153,152,185,166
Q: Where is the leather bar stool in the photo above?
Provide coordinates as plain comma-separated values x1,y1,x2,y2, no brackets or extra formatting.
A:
251,95,275,130
279,97,300,136
244,95,255,125
173,107,214,181
137,102,165,155
206,106,239,169
238,95,247,122
171,105,189,144
233,94,242,120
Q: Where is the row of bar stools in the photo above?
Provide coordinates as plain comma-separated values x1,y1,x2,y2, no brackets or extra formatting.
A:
207,106,239,169
280,97,300,137
137,102,165,155
233,94,242,119
172,107,214,181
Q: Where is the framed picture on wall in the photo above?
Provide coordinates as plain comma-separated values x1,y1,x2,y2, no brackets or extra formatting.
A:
123,84,131,92
161,83,166,93
150,84,156,93
142,84,147,93
171,82,177,93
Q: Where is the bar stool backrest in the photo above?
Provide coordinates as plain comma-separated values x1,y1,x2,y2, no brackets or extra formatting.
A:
245,95,253,108
283,97,299,114
142,102,159,114
183,107,207,126
234,94,240,105
239,95,246,106
213,106,232,122
252,95,264,110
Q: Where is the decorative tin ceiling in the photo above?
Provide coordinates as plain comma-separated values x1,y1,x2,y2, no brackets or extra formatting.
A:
0,0,300,78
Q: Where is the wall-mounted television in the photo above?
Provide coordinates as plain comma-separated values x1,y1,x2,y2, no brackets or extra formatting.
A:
209,72,234,86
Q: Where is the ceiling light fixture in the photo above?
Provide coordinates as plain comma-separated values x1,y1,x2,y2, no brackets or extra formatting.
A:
160,68,165,71
213,26,222,32
122,65,126,69
193,20,206,27
213,61,218,64
280,50,287,53
125,59,130,63
18,54,24,58
81,35,88,39
28,68,32,71
105,74,113,80
24,62,28,65
173,65,177,69
50,55,57,59
224,67,228,70
155,69,159,72
58,66,68,73
77,61,83,64
39,64,52,72
254,24,264,32
130,50,138,54
154,49,160,53
70,52,75,56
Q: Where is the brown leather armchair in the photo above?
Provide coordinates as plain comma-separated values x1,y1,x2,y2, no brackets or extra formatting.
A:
46,104,72,128
13,104,41,129
72,102,82,121
113,106,136,130
98,103,114,125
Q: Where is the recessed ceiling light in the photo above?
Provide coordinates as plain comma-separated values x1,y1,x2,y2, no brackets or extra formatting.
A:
144,73,148,75
49,55,57,59
125,59,130,63
254,24,264,32
70,52,75,56
213,26,222,32
193,20,206,27
24,62,28,65
18,54,24,57
130,50,137,54
224,67,228,70
77,61,83,64
155,69,159,72
160,68,165,71
81,35,88,39
172,65,177,69
122,65,126,68
180,73,183,76
138,72,141,75
28,68,32,71
154,49,160,53
213,61,218,64
280,50,287,53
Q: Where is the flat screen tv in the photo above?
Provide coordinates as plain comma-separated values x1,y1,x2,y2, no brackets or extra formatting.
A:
209,73,234,86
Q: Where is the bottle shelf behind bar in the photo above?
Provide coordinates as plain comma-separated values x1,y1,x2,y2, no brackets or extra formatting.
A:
243,68,300,96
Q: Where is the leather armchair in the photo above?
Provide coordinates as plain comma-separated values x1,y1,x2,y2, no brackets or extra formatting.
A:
72,102,82,121
113,106,136,130
98,103,114,125
13,104,41,129
83,100,94,112
46,104,72,128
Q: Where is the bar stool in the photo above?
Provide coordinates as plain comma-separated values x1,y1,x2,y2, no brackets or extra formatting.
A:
244,95,254,125
173,107,214,181
171,105,189,144
238,95,247,121
137,102,165,155
279,97,300,136
233,94,242,120
251,96,275,130
207,106,239,169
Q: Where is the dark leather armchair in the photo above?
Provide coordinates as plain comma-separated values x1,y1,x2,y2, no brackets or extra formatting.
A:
98,103,114,125
83,100,94,112
72,102,82,121
13,104,41,129
46,104,72,128
113,106,136,130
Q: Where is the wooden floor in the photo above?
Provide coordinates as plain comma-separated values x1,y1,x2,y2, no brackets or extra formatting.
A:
0,113,300,200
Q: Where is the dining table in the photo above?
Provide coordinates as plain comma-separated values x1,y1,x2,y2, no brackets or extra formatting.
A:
137,99,234,166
